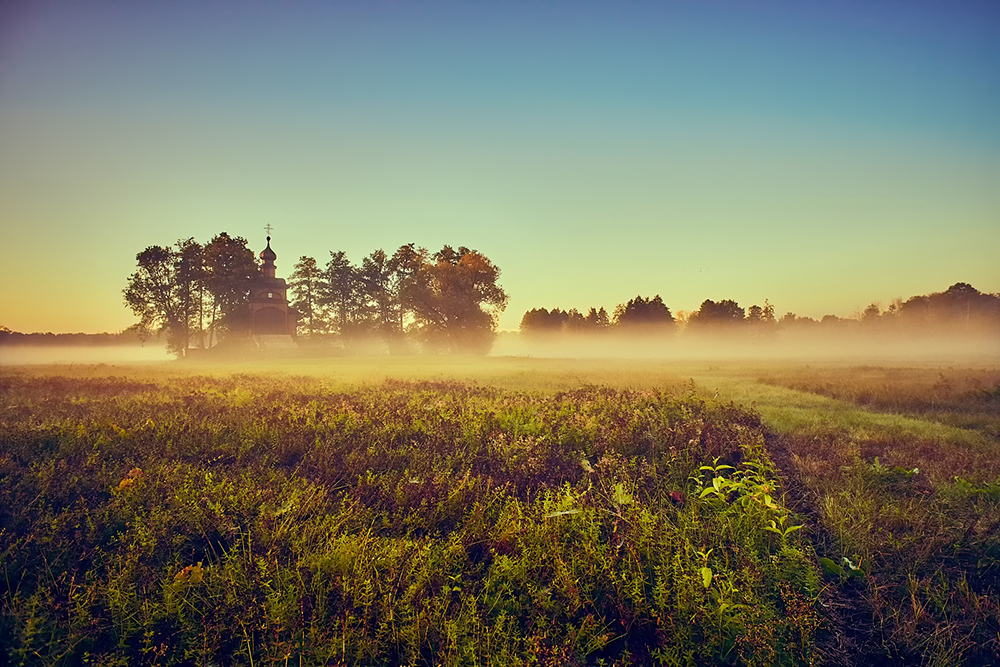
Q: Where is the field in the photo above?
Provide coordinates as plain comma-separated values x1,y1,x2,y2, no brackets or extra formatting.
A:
1,357,998,666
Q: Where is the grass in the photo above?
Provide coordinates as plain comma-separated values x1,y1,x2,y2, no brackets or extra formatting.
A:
1,357,998,665
755,366,1000,439
1,371,821,666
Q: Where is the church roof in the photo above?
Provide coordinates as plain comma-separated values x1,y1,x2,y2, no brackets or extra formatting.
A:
260,236,277,262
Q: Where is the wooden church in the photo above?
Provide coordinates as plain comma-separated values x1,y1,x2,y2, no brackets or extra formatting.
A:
249,236,299,345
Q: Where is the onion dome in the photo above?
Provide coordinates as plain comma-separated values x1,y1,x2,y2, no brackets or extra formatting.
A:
260,236,277,262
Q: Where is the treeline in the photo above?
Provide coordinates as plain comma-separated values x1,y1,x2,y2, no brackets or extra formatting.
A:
521,295,772,335
777,283,1000,335
123,234,507,355
521,283,1000,338
521,295,674,334
0,327,155,347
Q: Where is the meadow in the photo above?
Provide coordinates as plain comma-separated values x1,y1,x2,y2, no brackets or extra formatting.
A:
1,356,997,666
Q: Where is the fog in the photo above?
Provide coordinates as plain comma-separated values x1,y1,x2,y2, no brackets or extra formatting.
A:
1,332,996,369
492,330,1000,365
0,345,172,365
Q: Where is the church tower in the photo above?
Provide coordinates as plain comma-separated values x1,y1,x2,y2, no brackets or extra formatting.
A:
249,236,299,338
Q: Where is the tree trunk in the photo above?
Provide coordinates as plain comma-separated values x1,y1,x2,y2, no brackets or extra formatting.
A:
208,303,217,348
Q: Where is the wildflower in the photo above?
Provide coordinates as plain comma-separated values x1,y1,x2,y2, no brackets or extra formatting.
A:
173,562,205,588
116,468,143,490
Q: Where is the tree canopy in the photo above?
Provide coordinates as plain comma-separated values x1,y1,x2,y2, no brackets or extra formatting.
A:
614,295,675,331
402,245,508,354
287,256,325,336
124,233,256,355
688,299,746,329
203,232,257,334
123,244,188,354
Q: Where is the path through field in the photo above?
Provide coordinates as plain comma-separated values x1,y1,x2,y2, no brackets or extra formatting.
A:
688,369,1000,667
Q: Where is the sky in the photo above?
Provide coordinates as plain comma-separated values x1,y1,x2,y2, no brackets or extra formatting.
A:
1,0,998,333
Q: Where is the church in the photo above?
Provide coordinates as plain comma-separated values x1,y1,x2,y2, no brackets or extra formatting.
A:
249,236,299,341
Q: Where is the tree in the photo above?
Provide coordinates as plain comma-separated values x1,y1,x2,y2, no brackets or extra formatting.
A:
520,308,569,335
383,244,427,342
203,232,257,343
746,300,776,337
861,302,882,323
123,241,202,356
613,295,675,333
403,245,508,354
688,299,746,331
900,282,1000,331
321,251,364,337
564,309,588,333
174,238,205,349
586,307,610,330
521,305,611,335
359,249,402,339
288,256,327,336
124,245,179,351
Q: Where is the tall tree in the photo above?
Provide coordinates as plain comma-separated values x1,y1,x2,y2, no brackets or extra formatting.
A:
359,249,401,337
203,232,257,343
174,238,205,349
390,243,427,334
123,240,203,355
402,245,508,354
288,255,327,336
321,251,363,336
585,307,610,330
746,300,776,337
124,245,182,352
900,282,1000,330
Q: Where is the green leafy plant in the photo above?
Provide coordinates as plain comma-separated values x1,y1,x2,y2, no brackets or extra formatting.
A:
818,555,866,580
763,513,804,542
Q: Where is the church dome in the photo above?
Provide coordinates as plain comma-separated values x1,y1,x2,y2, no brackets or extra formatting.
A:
260,237,277,262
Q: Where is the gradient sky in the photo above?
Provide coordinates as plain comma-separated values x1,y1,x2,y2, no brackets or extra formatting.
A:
1,0,998,333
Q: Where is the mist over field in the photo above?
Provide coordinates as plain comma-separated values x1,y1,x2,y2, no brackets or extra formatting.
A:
494,330,1000,364
2,329,996,368
0,345,172,366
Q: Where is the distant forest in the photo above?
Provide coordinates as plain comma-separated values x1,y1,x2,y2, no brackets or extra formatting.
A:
0,327,156,347
521,283,1000,338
